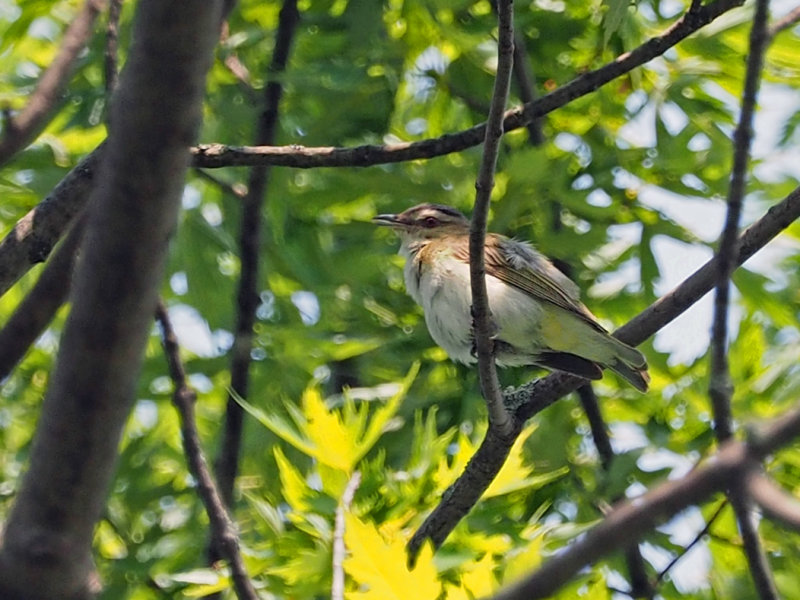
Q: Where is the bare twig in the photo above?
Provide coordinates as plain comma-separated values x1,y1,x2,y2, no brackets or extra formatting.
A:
409,185,800,557
104,0,123,94
155,303,259,600
469,0,515,435
193,0,745,170
489,408,800,600
212,0,300,560
747,471,800,531
0,0,747,299
707,1,777,597
576,385,654,598
709,0,769,443
194,169,249,199
655,500,727,584
511,31,544,144
767,5,800,38
0,145,103,298
0,213,87,380
0,0,103,168
331,471,362,600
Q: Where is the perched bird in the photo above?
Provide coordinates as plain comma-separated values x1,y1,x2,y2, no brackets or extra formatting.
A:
373,203,649,391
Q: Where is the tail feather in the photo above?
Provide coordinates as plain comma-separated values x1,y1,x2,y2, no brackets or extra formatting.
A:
536,351,603,381
607,358,650,392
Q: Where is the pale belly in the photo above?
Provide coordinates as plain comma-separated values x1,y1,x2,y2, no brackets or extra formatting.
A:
407,257,546,366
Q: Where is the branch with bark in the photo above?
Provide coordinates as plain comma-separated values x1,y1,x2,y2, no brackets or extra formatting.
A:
155,303,259,600
0,0,224,597
707,1,776,598
489,405,800,600
469,0,515,437
0,0,103,168
212,0,300,556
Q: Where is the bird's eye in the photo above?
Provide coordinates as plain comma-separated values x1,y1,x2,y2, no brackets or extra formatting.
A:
423,216,438,227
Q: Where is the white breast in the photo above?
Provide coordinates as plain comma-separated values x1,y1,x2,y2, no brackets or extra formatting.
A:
403,251,546,365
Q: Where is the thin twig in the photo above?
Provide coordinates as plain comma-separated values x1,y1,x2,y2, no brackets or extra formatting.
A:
709,0,769,443
747,471,800,531
707,0,777,597
194,168,249,199
767,5,800,38
576,385,655,598
469,0,515,435
488,407,800,600
331,471,362,600
212,0,300,560
155,303,259,600
104,0,123,94
0,0,103,168
409,185,800,558
655,499,727,584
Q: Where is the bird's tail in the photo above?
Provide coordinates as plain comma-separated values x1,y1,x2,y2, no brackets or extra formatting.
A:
603,336,649,392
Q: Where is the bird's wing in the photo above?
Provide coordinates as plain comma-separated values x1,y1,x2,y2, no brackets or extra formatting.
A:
456,235,606,332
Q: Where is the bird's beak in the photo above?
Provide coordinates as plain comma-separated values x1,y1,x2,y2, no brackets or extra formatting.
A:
372,213,402,227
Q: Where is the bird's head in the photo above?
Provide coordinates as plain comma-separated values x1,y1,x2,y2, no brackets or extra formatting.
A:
372,203,469,241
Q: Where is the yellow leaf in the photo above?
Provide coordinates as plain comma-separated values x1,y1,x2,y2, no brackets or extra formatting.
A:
303,385,360,472
344,513,441,600
273,446,312,512
459,554,497,598
502,533,545,585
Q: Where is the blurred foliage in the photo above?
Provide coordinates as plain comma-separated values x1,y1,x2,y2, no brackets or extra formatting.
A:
1,0,800,598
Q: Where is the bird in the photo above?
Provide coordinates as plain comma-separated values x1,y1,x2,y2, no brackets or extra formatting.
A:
372,203,649,391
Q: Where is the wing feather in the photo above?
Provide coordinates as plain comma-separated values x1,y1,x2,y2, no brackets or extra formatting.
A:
456,235,606,333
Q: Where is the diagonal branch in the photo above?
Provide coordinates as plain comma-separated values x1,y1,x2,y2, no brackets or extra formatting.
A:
192,0,743,169
0,212,87,380
489,406,800,600
155,303,259,600
469,0,515,436
0,0,103,168
409,185,800,557
746,471,800,531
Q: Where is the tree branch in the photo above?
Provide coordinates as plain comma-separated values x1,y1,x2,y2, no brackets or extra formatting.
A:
212,0,300,542
409,185,800,557
0,0,224,596
0,144,103,299
576,385,655,598
707,1,777,597
155,303,259,600
104,0,123,94
192,0,744,169
0,0,103,168
746,471,800,531
0,212,86,380
767,5,800,38
469,0,515,435
489,407,800,600
655,499,727,584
